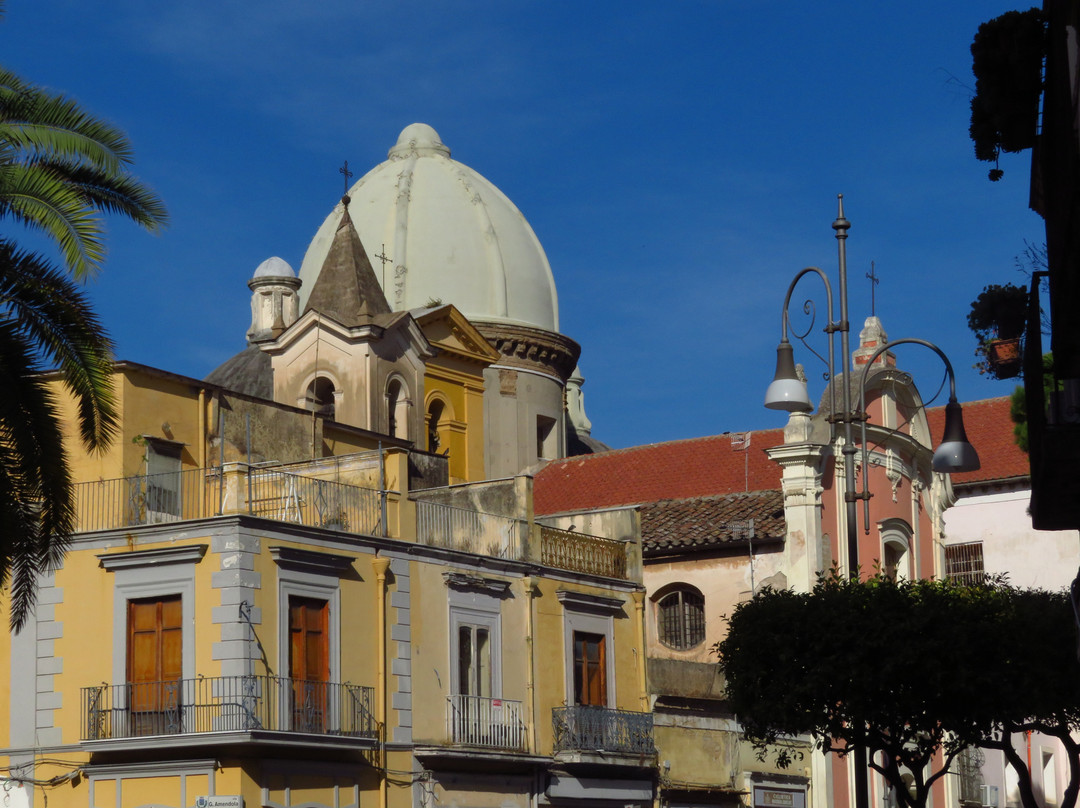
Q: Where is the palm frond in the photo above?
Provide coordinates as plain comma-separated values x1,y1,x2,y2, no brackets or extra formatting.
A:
35,159,168,233
0,66,132,171
0,317,74,630
0,162,105,276
0,242,117,450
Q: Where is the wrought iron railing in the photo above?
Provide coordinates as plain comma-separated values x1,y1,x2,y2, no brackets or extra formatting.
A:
76,468,222,532
247,469,382,535
552,705,655,755
73,468,384,536
81,676,376,740
415,500,524,559
447,694,525,750
540,526,628,579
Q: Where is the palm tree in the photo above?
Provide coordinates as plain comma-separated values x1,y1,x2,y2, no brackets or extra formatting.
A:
0,245,117,628
0,65,167,278
0,28,168,628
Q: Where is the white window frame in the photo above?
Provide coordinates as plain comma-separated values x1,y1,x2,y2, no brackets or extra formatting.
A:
557,591,621,708
100,546,206,689
271,547,348,685
446,583,503,698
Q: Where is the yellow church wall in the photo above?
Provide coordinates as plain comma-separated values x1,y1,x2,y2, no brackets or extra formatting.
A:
423,366,486,483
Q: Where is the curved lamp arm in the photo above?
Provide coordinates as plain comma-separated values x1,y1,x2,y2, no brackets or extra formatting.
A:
856,338,981,533
765,267,838,419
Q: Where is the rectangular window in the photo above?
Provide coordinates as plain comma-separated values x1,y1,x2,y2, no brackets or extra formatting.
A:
945,542,985,584
289,596,329,732
457,624,492,698
143,440,182,523
127,595,182,735
537,415,557,460
572,631,607,706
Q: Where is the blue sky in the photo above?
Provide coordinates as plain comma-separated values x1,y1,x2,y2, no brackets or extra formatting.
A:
1,1,1043,450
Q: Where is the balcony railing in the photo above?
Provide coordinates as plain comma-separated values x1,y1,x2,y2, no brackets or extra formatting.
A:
76,468,222,531
540,526,628,579
552,705,655,755
447,694,526,750
81,676,376,741
415,500,524,559
247,468,382,534
74,468,384,536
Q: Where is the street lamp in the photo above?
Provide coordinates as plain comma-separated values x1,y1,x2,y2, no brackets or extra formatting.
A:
764,196,979,808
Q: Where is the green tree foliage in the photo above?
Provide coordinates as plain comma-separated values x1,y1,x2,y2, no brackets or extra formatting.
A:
716,572,1080,808
0,5,167,628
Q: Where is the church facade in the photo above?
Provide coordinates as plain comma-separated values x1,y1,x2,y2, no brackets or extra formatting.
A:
0,125,644,808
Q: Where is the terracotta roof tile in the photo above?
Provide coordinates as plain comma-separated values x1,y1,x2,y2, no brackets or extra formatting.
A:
640,490,785,555
534,429,785,515
926,396,1028,485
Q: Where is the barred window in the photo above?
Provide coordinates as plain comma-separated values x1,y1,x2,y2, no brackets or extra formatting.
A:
657,587,705,650
945,542,985,584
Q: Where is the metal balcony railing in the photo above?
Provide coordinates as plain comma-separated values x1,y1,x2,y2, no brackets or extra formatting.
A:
415,500,524,559
73,468,384,536
81,676,376,741
247,468,382,534
540,526,628,579
552,705,655,755
76,468,222,531
447,694,526,750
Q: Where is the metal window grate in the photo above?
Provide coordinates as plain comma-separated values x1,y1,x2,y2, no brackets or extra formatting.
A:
658,589,705,650
945,542,985,584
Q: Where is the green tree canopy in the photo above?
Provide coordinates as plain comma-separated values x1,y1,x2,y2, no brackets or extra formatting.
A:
716,572,1080,808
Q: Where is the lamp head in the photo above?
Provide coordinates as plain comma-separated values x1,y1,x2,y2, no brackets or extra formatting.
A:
932,400,980,473
765,341,813,412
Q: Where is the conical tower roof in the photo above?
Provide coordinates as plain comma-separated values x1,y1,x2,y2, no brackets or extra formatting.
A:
303,198,391,327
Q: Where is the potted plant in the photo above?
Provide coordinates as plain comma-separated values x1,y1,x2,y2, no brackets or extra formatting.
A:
967,283,1028,379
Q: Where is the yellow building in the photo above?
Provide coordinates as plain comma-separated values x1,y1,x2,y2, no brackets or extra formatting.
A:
0,125,650,808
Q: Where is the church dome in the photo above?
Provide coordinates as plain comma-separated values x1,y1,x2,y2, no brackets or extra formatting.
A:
298,123,560,332
252,256,295,279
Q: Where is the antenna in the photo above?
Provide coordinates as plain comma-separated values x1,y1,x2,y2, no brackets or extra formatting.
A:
731,431,751,492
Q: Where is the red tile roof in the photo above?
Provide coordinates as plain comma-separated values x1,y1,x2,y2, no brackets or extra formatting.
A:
926,395,1028,485
640,490,785,555
535,397,1027,516
534,429,786,515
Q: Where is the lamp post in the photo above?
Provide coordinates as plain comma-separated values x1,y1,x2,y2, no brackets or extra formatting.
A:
764,196,980,808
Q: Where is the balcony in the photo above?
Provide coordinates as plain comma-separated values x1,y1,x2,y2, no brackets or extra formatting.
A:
552,705,655,756
81,675,376,743
415,500,524,558
540,526,628,579
447,694,526,750
74,466,385,536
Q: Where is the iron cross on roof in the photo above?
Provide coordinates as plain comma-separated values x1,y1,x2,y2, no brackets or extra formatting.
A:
339,160,353,196
866,260,880,316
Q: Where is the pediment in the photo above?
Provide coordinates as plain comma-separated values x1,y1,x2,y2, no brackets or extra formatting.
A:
416,305,500,364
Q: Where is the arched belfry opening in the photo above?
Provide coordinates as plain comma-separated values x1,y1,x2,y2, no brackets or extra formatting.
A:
387,379,410,440
305,377,336,419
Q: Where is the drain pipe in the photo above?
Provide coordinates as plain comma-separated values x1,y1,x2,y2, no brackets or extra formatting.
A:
631,590,648,710
372,554,391,808
523,576,537,752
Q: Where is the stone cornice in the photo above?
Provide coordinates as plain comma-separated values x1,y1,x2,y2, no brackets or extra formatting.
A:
473,321,581,382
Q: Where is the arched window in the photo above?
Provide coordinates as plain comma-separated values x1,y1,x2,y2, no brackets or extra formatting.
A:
304,377,336,419
879,519,913,581
656,586,705,650
427,399,445,453
386,379,409,440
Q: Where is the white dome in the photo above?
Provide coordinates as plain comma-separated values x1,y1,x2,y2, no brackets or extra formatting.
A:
252,256,295,279
298,123,559,332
